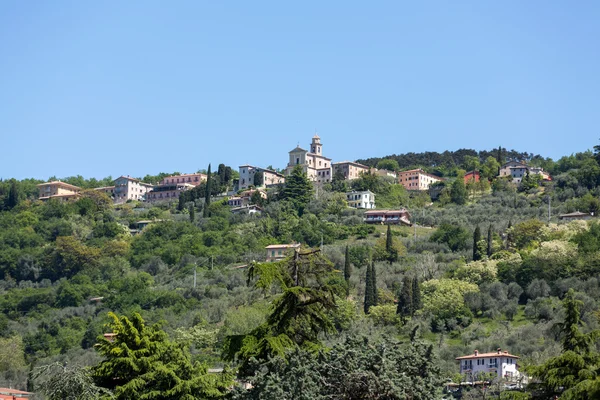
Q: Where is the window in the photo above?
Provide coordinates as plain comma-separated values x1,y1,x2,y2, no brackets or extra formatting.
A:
278,250,282,255
296,158,300,164
271,251,275,257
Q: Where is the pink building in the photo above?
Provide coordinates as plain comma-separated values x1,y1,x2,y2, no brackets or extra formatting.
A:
397,169,443,191
160,173,206,186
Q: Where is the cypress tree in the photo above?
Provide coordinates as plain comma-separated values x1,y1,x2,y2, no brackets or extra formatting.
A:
385,225,398,264
364,263,373,314
487,224,493,257
370,261,378,308
188,203,195,223
6,180,19,210
203,164,212,218
473,226,482,261
397,276,413,324
343,245,351,296
412,277,421,316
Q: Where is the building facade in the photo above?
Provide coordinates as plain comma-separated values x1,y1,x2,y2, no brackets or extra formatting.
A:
113,176,154,203
333,161,370,181
397,169,443,191
286,134,332,184
37,181,81,201
456,349,520,381
161,173,207,186
265,243,301,262
94,186,115,198
499,161,528,183
371,168,397,179
239,165,285,190
346,190,375,209
227,189,267,208
146,183,195,202
464,170,480,184
364,209,411,225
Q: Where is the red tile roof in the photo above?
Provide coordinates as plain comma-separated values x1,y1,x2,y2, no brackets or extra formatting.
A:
456,350,519,360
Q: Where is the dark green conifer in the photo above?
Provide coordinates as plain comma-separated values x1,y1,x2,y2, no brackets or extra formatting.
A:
397,276,413,323
343,245,351,296
411,277,421,316
487,224,493,257
473,226,482,261
203,164,212,218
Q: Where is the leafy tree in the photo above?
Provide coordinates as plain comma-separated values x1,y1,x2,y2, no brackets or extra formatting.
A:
330,170,350,193
93,312,232,399
203,163,212,218
279,165,314,214
35,362,112,400
473,226,482,261
397,276,413,323
430,223,470,252
376,159,400,171
450,178,468,205
223,248,342,376
529,289,600,399
421,279,478,328
481,156,501,181
343,245,351,296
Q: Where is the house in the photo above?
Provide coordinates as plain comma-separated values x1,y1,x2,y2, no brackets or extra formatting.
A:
559,211,593,221
456,349,520,382
227,189,267,208
528,167,552,181
0,387,33,399
346,190,376,209
37,181,81,201
397,169,443,191
146,183,195,203
231,204,263,215
371,168,397,179
239,165,285,190
265,243,301,262
332,161,370,181
161,173,207,186
364,209,411,225
94,186,115,198
113,176,154,203
499,162,552,184
464,170,480,184
285,134,333,184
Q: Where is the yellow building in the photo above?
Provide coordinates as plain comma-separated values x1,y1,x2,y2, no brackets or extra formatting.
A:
37,181,81,201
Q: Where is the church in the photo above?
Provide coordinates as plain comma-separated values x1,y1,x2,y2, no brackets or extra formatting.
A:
285,134,333,184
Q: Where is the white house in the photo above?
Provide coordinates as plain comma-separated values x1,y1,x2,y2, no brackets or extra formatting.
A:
346,190,375,209
456,349,520,381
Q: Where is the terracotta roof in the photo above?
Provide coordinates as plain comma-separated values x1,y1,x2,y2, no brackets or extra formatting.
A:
37,181,81,191
0,388,33,395
456,350,519,360
559,211,591,218
265,244,301,249
364,209,409,215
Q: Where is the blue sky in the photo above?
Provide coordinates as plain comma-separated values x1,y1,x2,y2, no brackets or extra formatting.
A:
1,1,599,180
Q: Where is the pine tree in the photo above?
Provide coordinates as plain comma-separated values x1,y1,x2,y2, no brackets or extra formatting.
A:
397,276,413,324
6,180,19,210
487,224,493,257
188,203,195,223
412,277,421,316
203,164,212,218
473,226,482,261
364,263,373,314
343,245,351,296
385,225,398,264
370,261,378,308
279,165,314,215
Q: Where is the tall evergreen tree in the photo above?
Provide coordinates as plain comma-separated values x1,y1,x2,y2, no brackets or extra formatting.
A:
487,224,493,257
203,164,212,218
473,226,482,261
188,203,195,223
364,263,374,314
278,165,314,215
6,179,19,210
385,225,398,264
370,261,378,308
343,245,351,296
397,276,413,324
412,277,421,316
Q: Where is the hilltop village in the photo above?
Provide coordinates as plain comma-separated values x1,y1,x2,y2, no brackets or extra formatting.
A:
0,136,599,400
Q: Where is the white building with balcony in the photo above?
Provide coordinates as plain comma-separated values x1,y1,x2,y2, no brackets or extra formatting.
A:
346,190,375,209
456,349,520,381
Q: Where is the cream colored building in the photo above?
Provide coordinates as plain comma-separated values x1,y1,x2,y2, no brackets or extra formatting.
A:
286,134,332,184
37,181,81,201
265,243,301,262
94,186,115,198
113,176,153,203
239,165,285,190
333,161,370,181
371,168,397,179
397,169,443,191
228,189,267,208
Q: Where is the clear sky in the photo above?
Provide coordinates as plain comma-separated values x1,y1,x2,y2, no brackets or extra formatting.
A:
1,1,599,180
